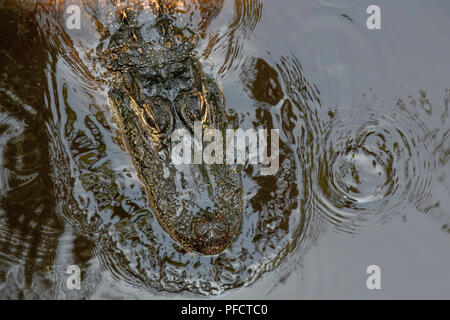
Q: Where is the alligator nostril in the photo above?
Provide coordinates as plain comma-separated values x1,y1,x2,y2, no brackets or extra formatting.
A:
192,214,229,242
194,223,209,237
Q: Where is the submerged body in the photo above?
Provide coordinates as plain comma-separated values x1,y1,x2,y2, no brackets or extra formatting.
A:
102,3,242,255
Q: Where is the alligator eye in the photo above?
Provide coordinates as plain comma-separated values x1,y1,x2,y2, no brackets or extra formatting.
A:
142,97,174,136
176,91,205,130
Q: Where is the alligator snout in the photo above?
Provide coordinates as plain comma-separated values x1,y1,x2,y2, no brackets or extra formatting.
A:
190,214,233,255
163,158,242,255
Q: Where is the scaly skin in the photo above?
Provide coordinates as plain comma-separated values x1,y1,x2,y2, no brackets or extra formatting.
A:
102,3,242,255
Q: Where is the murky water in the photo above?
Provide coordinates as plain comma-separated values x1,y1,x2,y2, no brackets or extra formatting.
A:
0,0,449,299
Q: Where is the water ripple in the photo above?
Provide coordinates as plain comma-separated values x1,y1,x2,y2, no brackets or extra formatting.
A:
204,0,263,76
308,99,435,234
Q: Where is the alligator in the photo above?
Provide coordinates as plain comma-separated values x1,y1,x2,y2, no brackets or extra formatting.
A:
100,1,243,255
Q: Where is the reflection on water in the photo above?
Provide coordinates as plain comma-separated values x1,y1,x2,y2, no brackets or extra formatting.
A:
241,57,284,105
0,0,449,298
204,0,263,75
0,2,64,298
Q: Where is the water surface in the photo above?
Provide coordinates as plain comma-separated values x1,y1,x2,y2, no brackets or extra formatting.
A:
0,0,449,299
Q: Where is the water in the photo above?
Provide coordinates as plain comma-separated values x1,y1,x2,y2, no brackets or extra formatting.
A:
0,0,449,299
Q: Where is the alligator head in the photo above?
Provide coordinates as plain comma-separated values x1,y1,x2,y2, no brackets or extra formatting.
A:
105,9,242,255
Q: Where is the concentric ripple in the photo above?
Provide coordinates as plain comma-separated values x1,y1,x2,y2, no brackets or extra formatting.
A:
309,100,435,234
